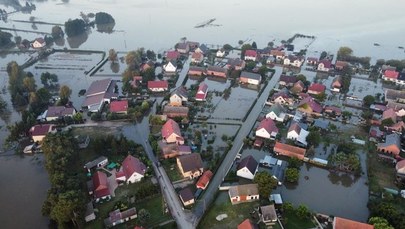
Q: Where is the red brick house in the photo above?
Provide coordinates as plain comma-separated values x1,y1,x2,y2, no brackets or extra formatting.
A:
335,61,349,71
377,133,401,156
383,70,399,82
273,141,306,160
331,76,343,92
196,170,213,190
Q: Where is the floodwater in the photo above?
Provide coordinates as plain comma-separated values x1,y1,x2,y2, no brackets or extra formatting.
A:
1,0,404,227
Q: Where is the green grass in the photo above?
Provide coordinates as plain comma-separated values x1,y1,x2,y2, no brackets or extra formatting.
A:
161,159,183,182
367,149,397,193
198,197,260,229
282,212,316,229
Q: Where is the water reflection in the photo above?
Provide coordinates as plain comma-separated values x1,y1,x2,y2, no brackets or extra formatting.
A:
54,37,65,46
327,172,358,187
110,62,120,73
96,22,115,34
67,32,88,48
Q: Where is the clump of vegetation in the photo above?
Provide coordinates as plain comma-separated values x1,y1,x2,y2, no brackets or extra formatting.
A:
64,18,87,37
253,171,278,197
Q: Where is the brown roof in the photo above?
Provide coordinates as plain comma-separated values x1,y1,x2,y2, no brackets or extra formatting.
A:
207,65,227,73
179,187,194,202
46,106,75,118
29,124,55,136
333,217,374,229
274,141,306,160
238,219,257,229
177,153,203,173
229,184,259,198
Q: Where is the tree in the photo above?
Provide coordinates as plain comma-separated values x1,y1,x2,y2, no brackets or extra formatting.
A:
253,171,278,198
59,85,72,105
306,131,321,147
369,217,394,229
51,25,64,39
23,76,36,92
313,92,327,102
0,30,13,48
125,49,143,70
296,205,310,219
381,118,394,127
238,40,243,45
141,101,150,111
320,51,327,60
296,74,307,82
342,111,352,120
267,41,274,48
108,49,118,63
223,44,233,51
285,168,299,183
138,209,150,224
241,44,252,58
146,50,156,60
337,46,353,60
64,19,86,37
363,95,375,107
252,41,257,49
95,12,115,24
288,157,302,169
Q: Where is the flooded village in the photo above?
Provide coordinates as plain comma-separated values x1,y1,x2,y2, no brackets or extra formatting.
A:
1,0,405,229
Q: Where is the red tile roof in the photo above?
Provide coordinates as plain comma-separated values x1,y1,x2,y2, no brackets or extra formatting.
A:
308,83,326,93
192,52,203,59
396,159,405,171
298,96,323,113
196,82,208,100
245,50,258,57
120,155,146,179
257,118,278,134
110,100,128,113
270,50,285,57
29,124,55,136
148,80,168,90
161,119,181,139
318,59,332,68
382,108,397,122
92,171,110,198
196,170,213,190
333,217,374,229
274,142,306,160
166,50,180,60
384,70,399,79
238,219,256,229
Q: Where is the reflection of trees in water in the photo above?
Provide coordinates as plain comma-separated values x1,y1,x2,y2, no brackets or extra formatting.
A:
110,62,119,73
54,37,65,46
67,32,88,48
284,181,299,190
328,172,356,187
96,22,115,33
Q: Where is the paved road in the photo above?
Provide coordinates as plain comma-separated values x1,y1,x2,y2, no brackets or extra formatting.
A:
175,57,191,89
191,67,283,226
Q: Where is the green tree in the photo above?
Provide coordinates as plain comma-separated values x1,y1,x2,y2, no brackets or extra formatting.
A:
59,85,72,105
313,92,327,102
0,30,13,48
296,205,310,219
267,41,274,48
252,41,257,49
369,217,394,229
64,19,86,37
363,95,375,107
126,49,143,70
138,209,150,224
241,44,253,58
23,76,36,92
288,157,302,169
337,46,353,60
253,171,278,198
95,12,115,24
296,74,307,82
342,111,352,120
141,101,150,111
306,131,321,147
381,118,394,127
51,25,64,39
223,44,233,51
108,49,118,63
285,168,299,183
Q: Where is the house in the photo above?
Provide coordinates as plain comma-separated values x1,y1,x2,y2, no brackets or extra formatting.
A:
396,160,405,176
279,75,297,87
226,58,246,71
255,118,279,140
195,82,208,101
298,96,323,116
385,89,405,113
191,52,204,64
84,156,109,172
331,76,343,92
382,70,399,82
186,41,199,50
207,66,227,78
306,57,318,65
159,142,191,159
216,48,226,57
163,105,189,118
130,76,142,89
166,50,180,61
274,141,306,160
179,187,195,207
85,202,96,222
266,56,276,64
170,87,188,106
369,126,384,142
188,66,206,76
287,122,309,146
176,42,189,54
195,44,209,55
140,61,154,72
163,60,177,73
290,80,305,94
104,208,137,228
177,153,204,179
397,70,405,85
161,119,184,144
265,103,286,122
335,61,349,71
110,100,128,114
377,133,401,156
324,105,342,117
308,83,326,95
147,80,169,92
270,90,294,106
317,59,332,72
116,155,146,184
381,65,397,72
237,155,258,180
29,124,55,142
239,71,262,85
238,219,257,229
332,217,374,229
32,37,46,48
284,55,304,67
40,106,76,121
244,50,258,61
260,205,277,225
386,121,405,133
196,170,213,190
82,78,118,112
92,171,111,202
313,119,330,130
228,184,259,205
270,49,285,60
382,108,397,123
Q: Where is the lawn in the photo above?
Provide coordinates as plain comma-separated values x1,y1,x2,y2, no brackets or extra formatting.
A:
161,159,183,182
367,146,397,193
198,194,260,229
282,212,316,229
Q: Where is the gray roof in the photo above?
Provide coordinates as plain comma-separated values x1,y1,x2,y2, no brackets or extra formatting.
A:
385,89,405,101
240,71,262,81
379,133,401,148
207,65,227,73
237,155,258,175
198,44,209,53
178,153,203,173
228,184,259,198
172,87,188,99
268,103,285,116
84,156,108,169
46,106,75,118
260,205,277,222
313,119,329,129
85,78,114,96
179,187,194,202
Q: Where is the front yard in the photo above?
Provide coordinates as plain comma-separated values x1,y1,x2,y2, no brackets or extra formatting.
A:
282,212,316,229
